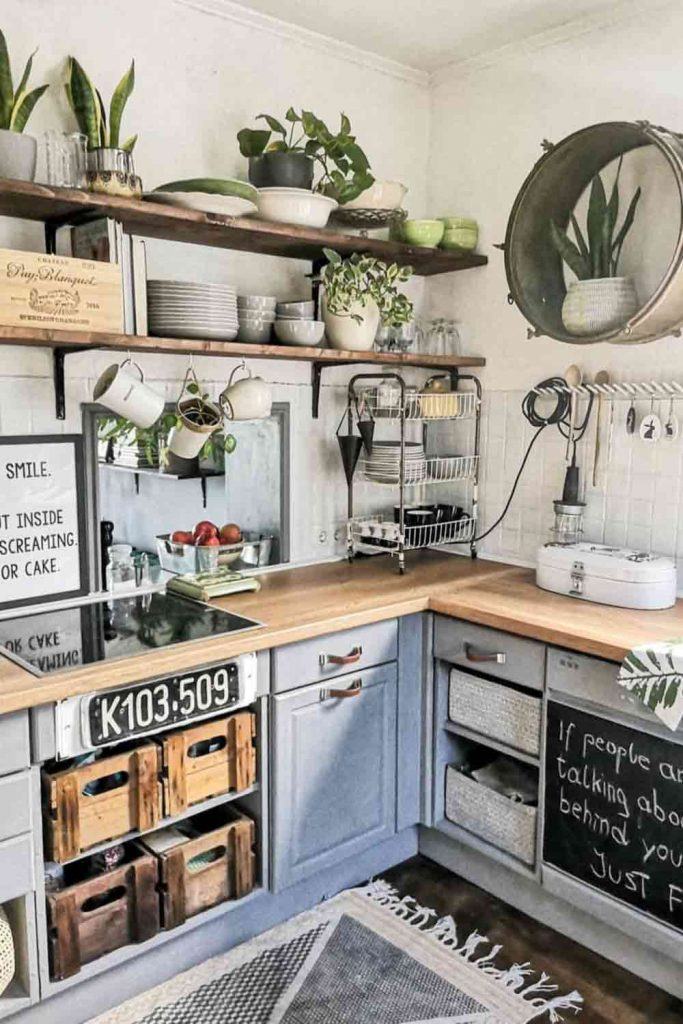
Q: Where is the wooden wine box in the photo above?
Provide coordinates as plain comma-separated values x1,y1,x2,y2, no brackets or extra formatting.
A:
161,711,257,817
0,247,123,332
143,806,255,929
47,846,160,980
43,743,163,863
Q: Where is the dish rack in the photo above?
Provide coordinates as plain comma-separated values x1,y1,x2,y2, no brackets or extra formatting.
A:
346,372,482,573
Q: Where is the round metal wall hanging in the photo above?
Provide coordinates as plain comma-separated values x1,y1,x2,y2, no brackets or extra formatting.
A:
504,120,683,345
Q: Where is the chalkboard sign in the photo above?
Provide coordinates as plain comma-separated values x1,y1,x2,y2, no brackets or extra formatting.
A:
545,701,683,932
0,435,87,609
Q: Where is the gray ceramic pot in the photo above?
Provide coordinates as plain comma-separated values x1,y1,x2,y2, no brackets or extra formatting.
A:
248,152,314,190
0,129,37,182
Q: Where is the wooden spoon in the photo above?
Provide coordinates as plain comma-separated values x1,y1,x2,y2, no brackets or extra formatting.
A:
592,369,610,486
564,364,582,462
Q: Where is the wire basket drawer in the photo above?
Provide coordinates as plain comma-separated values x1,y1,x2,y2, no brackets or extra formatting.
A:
445,765,537,866
448,669,541,756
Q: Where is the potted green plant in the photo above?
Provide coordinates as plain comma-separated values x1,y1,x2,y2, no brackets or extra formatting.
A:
550,159,642,336
319,248,413,351
300,110,374,205
0,30,48,182
65,57,141,197
238,109,315,189
98,412,236,476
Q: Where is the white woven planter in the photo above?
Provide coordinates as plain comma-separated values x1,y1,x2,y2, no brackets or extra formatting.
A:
0,906,15,996
561,276,638,337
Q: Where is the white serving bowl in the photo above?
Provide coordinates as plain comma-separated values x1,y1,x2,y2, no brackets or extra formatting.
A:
276,300,315,317
237,295,277,311
256,187,337,228
343,179,407,210
239,311,276,325
274,319,325,347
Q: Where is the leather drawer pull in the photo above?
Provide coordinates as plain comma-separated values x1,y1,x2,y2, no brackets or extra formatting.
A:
464,642,506,664
319,645,363,669
320,679,363,702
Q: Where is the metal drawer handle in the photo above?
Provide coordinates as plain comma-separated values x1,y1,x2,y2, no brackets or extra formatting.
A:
319,645,363,669
320,679,363,702
464,642,506,665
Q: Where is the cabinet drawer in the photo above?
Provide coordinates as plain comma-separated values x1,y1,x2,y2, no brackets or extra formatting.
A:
0,834,34,902
0,771,31,842
272,618,398,693
0,711,30,776
435,617,545,691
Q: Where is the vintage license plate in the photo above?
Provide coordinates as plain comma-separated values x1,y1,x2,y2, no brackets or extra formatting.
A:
87,663,240,745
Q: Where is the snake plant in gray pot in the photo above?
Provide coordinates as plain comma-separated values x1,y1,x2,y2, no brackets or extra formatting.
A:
0,29,49,181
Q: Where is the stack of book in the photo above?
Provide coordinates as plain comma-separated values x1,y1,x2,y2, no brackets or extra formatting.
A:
112,441,159,469
167,567,261,602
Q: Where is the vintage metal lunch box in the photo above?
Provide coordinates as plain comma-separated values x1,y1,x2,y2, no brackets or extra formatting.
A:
536,541,677,609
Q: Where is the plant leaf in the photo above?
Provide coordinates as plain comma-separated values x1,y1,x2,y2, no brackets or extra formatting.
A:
14,48,37,109
109,60,134,148
68,57,101,149
587,174,607,277
285,106,300,123
237,127,270,157
570,213,589,263
550,219,590,280
339,112,351,136
9,84,48,132
121,133,137,152
257,113,286,136
611,186,641,274
0,30,13,130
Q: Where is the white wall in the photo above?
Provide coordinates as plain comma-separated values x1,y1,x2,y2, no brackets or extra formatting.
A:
427,1,683,580
0,0,429,567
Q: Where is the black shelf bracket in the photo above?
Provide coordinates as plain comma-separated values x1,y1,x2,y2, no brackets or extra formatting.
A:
312,360,353,418
53,347,91,421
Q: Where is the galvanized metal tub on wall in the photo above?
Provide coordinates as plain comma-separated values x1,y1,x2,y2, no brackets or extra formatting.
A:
504,121,683,344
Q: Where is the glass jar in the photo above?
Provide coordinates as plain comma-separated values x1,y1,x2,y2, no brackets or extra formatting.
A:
426,318,461,356
43,131,87,187
106,543,136,593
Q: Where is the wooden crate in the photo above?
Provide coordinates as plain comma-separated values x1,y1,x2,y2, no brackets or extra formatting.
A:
161,711,256,817
146,806,255,929
43,744,162,863
46,847,160,980
0,247,123,332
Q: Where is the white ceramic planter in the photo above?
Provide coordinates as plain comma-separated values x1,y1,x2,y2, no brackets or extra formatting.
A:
0,906,14,997
323,297,380,351
561,277,639,337
168,398,221,459
93,360,165,428
0,129,37,182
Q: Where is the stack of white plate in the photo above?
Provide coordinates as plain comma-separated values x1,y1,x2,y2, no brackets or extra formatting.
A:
363,441,426,484
147,280,238,340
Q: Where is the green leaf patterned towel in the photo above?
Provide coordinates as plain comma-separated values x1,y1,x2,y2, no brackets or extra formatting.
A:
618,641,683,731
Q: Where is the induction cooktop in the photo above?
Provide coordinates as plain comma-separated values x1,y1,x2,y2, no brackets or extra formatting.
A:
0,591,261,677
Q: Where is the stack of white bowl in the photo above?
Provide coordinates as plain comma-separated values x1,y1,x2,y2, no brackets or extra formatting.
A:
274,300,325,347
237,295,277,343
147,280,238,340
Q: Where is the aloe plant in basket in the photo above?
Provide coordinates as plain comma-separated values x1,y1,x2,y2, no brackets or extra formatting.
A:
65,57,141,196
319,248,413,351
550,158,642,336
0,29,49,181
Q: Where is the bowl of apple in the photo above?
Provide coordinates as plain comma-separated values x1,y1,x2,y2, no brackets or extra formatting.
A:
156,520,244,574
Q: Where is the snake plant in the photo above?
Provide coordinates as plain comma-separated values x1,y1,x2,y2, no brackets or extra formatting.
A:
65,57,137,152
0,30,49,132
550,157,642,279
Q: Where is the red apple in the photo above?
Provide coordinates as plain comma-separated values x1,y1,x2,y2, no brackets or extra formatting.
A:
198,534,220,547
193,520,218,541
171,530,194,545
219,523,242,545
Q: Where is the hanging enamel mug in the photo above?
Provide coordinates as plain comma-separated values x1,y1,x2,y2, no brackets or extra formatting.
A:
220,361,272,420
167,367,222,460
93,358,165,428
639,396,662,444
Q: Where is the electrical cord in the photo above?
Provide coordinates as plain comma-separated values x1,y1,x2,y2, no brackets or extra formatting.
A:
473,376,594,542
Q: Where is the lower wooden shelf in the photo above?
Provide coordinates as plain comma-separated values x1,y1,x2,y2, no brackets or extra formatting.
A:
434,817,539,881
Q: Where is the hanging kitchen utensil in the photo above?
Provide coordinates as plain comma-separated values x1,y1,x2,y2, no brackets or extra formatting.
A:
664,395,679,440
167,366,222,460
336,403,363,486
639,396,662,444
564,364,582,462
626,398,636,434
592,369,610,487
355,395,375,456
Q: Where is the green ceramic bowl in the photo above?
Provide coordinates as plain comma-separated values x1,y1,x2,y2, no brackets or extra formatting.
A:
439,217,479,252
402,218,445,248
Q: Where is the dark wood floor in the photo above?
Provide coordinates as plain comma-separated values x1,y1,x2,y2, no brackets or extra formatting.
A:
384,856,683,1024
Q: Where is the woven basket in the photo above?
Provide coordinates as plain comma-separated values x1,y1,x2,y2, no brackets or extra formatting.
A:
561,276,638,337
448,669,541,755
446,765,537,865
0,906,15,996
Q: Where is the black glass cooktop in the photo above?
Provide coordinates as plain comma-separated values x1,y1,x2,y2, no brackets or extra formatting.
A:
0,591,261,677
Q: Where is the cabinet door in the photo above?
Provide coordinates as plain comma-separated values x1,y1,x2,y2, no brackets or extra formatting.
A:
271,663,397,891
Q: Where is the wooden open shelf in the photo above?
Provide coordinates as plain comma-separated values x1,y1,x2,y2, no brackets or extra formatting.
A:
0,179,487,276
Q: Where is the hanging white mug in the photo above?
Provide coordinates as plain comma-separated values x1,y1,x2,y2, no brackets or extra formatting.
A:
93,359,165,428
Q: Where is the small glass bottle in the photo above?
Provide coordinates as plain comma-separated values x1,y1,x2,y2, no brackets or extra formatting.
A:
106,544,136,593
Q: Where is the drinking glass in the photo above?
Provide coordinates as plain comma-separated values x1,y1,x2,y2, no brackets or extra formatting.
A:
426,318,462,356
43,131,87,187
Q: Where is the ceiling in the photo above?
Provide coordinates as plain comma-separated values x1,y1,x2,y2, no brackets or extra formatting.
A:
228,0,624,72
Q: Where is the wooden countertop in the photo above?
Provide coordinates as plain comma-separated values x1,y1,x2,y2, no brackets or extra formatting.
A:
2,554,683,714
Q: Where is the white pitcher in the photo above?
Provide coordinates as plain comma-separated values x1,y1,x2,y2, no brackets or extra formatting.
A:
93,359,164,428
220,361,272,420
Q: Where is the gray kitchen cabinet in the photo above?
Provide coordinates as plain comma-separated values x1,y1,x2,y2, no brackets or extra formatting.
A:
271,662,398,891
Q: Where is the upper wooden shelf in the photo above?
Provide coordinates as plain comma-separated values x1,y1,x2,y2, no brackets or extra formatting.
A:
0,179,488,276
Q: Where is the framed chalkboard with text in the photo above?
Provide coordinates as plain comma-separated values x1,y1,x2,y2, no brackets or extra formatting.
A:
545,700,683,932
0,435,88,610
